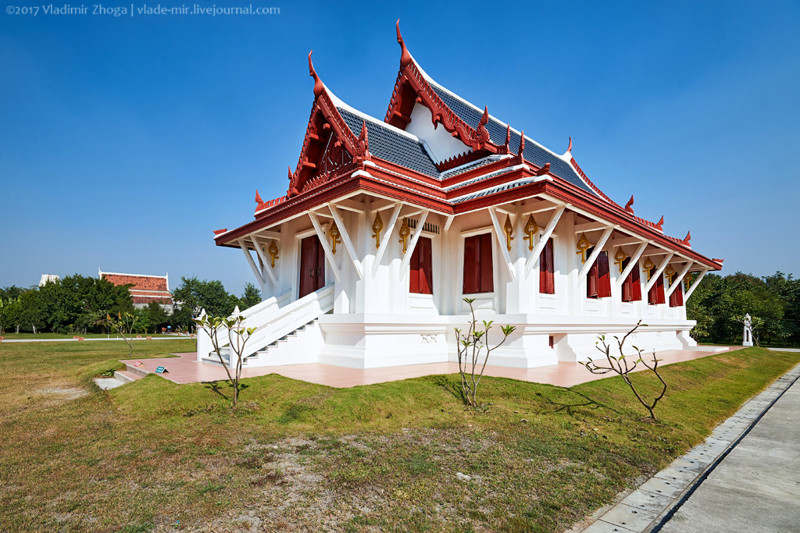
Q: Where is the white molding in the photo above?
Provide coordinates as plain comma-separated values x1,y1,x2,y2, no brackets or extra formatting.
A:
307,211,341,282
666,261,693,298
578,226,614,279
238,239,265,287
329,205,363,280
488,207,516,281
644,253,674,293
524,204,566,275
616,241,648,289
400,209,430,274
249,234,277,286
684,268,709,301
372,202,402,277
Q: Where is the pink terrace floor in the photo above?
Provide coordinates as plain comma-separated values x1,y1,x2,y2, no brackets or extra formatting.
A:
120,346,738,389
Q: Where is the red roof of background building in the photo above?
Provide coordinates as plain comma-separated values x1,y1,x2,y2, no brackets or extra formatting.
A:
100,271,173,305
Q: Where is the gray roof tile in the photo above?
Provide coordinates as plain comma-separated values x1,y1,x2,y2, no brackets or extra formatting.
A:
430,83,597,196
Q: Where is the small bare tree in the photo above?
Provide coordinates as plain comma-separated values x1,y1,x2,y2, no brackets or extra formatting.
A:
194,314,255,408
454,298,515,408
106,312,135,357
581,321,667,420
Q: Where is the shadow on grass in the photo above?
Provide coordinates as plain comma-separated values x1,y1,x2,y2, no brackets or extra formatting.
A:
431,375,466,404
536,388,621,416
204,381,229,401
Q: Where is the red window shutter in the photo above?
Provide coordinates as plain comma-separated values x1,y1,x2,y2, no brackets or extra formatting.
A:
463,234,493,294
409,241,420,294
621,258,632,302
539,238,555,294
418,237,433,294
597,251,611,298
586,247,598,298
463,235,480,294
669,282,683,307
479,233,494,293
631,261,642,301
649,272,665,305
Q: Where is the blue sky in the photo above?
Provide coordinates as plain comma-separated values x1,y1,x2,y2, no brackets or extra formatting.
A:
2,0,799,294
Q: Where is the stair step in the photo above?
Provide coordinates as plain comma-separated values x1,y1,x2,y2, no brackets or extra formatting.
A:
124,364,150,378
114,370,140,383
94,377,127,390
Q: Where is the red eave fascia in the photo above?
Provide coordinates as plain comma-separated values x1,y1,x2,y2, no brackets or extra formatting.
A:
454,176,721,271
215,167,454,249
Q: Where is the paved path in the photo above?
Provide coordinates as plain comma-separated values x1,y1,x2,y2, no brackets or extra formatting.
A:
658,369,800,532
121,346,735,388
580,362,800,533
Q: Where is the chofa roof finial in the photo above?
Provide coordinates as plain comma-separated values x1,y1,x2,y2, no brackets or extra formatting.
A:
308,51,324,97
567,136,573,153
255,190,263,204
396,20,412,68
625,195,634,214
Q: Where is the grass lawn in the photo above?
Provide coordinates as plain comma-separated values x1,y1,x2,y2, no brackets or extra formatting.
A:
0,340,797,532
0,332,187,340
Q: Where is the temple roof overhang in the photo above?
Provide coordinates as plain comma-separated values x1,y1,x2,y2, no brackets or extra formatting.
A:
213,22,723,272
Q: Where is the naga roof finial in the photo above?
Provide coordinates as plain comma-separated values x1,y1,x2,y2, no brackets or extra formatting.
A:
396,20,412,68
308,51,324,97
504,125,511,151
625,195,634,213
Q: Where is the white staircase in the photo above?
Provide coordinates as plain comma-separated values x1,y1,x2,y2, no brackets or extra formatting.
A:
197,285,334,368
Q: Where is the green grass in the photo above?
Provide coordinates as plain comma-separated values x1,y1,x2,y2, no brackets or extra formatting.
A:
0,339,797,532
0,332,186,340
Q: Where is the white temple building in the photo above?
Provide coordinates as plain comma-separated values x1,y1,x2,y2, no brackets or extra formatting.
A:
200,23,723,370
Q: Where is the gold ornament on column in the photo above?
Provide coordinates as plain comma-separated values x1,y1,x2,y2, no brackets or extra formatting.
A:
684,273,693,292
398,218,410,254
523,215,538,251
267,240,279,268
643,257,655,280
328,221,341,254
614,247,627,273
665,265,676,285
371,212,383,250
503,215,514,252
576,233,591,263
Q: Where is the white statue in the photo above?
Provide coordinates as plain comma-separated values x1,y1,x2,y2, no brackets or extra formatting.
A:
742,313,753,347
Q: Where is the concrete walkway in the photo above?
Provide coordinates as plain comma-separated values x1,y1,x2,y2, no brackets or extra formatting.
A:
580,362,800,533
657,367,800,532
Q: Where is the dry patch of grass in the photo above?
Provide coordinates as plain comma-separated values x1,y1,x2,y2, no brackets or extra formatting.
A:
0,341,797,532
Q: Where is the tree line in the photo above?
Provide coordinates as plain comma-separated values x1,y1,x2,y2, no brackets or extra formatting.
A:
0,275,261,335
1,271,798,346
687,271,799,346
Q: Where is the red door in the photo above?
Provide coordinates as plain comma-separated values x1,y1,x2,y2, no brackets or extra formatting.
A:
299,235,325,298
409,237,433,294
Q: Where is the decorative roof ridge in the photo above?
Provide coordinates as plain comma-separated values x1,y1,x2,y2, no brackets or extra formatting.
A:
255,194,288,214
421,75,573,165
568,157,616,205
385,22,504,155
332,99,424,143
287,51,364,198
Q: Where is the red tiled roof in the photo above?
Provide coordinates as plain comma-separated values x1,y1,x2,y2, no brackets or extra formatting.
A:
101,272,173,304
102,273,168,292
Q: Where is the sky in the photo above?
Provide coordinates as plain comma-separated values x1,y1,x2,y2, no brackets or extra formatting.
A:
1,0,799,294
